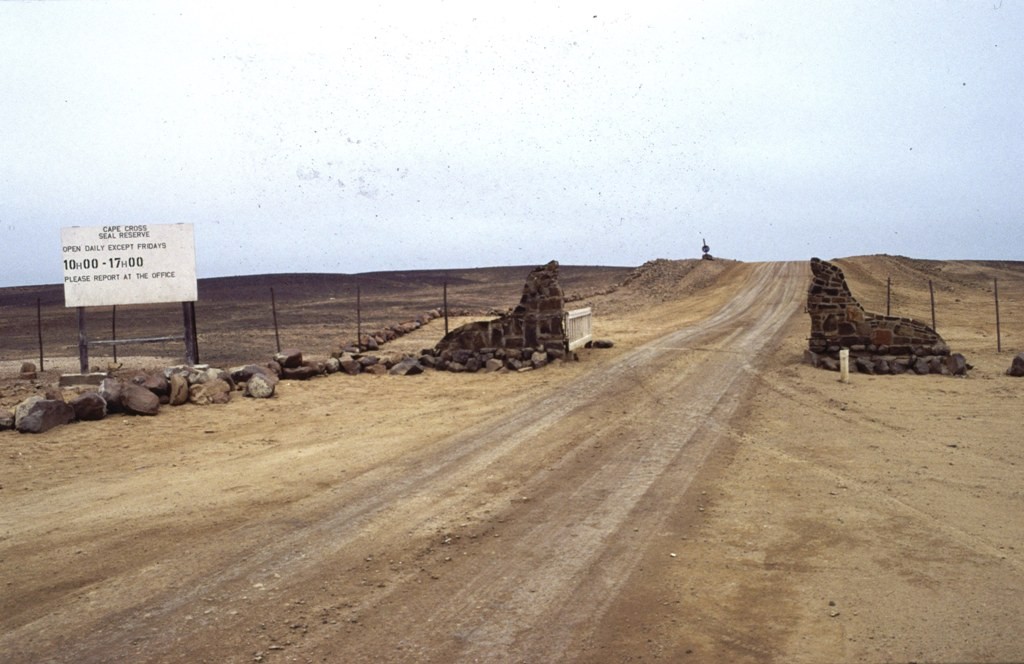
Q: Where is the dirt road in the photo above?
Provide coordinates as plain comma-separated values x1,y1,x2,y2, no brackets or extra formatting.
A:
1,261,805,662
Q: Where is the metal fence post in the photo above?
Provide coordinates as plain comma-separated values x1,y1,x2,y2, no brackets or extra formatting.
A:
995,278,1002,353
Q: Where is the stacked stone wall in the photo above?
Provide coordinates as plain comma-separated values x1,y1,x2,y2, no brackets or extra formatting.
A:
435,260,566,354
806,258,967,376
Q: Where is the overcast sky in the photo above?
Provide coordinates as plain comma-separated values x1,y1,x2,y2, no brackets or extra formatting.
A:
1,1,1021,287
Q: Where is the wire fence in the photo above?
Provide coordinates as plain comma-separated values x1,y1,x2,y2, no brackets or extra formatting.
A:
0,274,507,373
861,266,1023,357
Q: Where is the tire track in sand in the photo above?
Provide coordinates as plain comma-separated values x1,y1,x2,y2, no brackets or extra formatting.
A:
23,262,806,663
322,261,807,662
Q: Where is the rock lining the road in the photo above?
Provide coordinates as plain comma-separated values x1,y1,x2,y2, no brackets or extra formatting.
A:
1007,352,1024,377
0,339,591,433
1,261,611,433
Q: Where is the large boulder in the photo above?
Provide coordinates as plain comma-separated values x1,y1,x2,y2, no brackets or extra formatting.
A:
945,353,969,377
339,357,362,375
164,364,208,385
358,355,380,368
15,396,75,433
274,349,304,369
1008,352,1024,377
132,372,169,398
70,392,107,421
120,383,160,416
389,358,424,376
14,396,42,423
190,379,232,405
168,373,189,406
99,378,125,413
230,364,277,385
245,372,278,399
230,364,261,384
195,367,233,387
281,364,321,380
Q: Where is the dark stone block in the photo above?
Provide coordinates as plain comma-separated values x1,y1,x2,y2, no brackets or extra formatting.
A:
121,383,160,416
855,357,875,374
389,358,424,376
15,397,76,433
281,365,320,380
547,347,567,361
872,327,897,344
274,349,304,369
132,372,169,397
70,392,107,421
245,372,279,398
946,353,969,376
819,356,839,371
1008,352,1024,377
99,378,124,413
340,359,362,375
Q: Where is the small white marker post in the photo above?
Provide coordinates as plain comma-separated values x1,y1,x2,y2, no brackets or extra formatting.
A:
839,349,850,383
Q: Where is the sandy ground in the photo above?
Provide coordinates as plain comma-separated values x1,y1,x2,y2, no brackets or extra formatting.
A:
1,256,1022,663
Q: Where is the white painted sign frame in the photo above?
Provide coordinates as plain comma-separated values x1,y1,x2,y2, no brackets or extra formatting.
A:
61,223,197,307
59,223,200,373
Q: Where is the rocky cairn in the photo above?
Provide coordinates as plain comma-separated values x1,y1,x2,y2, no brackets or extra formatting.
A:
805,257,968,376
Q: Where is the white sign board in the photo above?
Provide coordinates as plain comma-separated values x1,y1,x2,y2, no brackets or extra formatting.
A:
61,223,197,307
